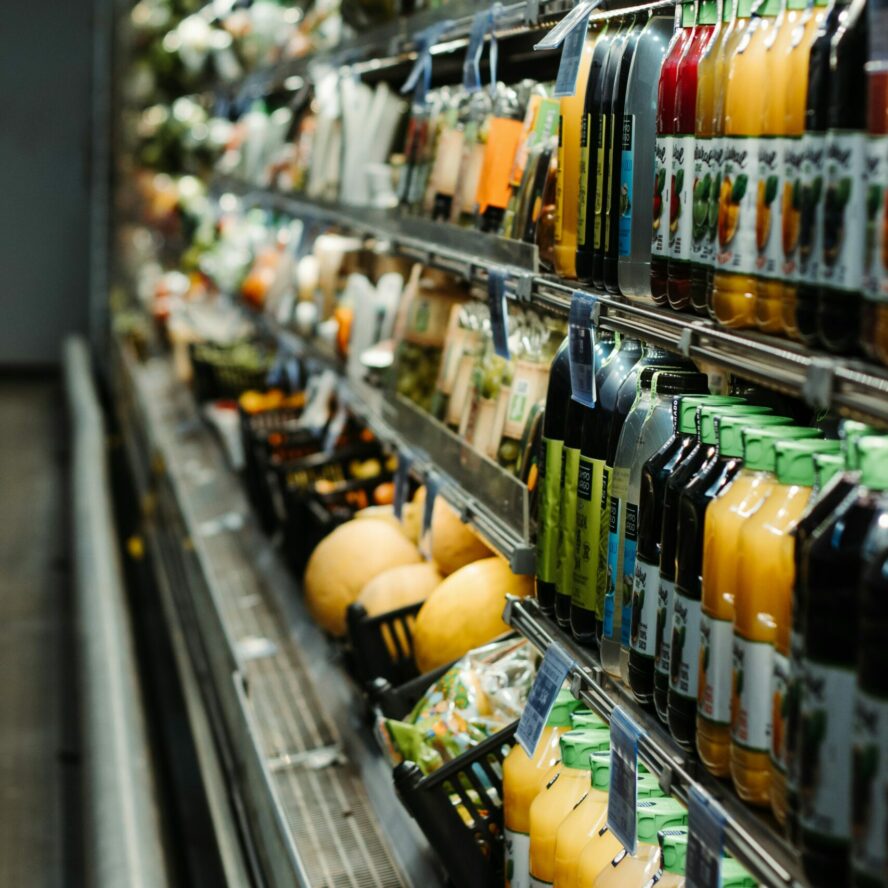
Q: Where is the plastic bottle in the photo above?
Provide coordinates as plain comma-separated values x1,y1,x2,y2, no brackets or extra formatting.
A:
627,395,745,704
652,2,698,304
711,0,782,328
798,437,888,886
590,797,689,886
730,437,842,807
528,729,612,888
504,689,583,888
697,416,818,776
571,338,643,646
780,0,831,338
619,15,676,299
667,0,719,311
669,416,814,753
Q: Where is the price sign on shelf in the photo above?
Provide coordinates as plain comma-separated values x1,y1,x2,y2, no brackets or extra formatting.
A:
487,268,511,360
515,642,574,756
608,706,642,855
419,471,441,560
393,452,413,520
535,0,602,97
568,290,598,408
685,785,726,888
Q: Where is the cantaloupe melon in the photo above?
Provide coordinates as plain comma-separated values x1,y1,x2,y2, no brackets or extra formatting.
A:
401,487,425,544
412,557,533,673
304,519,421,636
353,505,402,534
430,498,493,575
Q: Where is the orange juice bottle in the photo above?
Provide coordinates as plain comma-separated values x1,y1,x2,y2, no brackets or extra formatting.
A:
711,0,779,327
528,728,611,888
729,437,841,806
504,689,581,888
655,827,690,887
696,418,819,776
779,0,829,338
591,797,689,887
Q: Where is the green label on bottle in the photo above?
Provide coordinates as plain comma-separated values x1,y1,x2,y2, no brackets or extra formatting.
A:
578,112,592,248
537,436,564,583
556,445,581,600
572,454,602,610
594,114,608,250
595,461,612,620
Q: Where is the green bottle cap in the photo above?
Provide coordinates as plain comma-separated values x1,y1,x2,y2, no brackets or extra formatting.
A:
571,709,607,730
658,827,690,875
775,439,842,487
841,421,879,470
723,0,736,22
548,688,583,727
858,437,888,492
636,798,689,844
589,751,612,790
720,857,758,887
637,772,665,799
755,0,781,17
813,452,845,489
717,414,794,456
742,426,822,471
676,395,744,434
698,0,719,24
698,404,772,443
736,0,755,17
681,0,697,26
559,728,612,768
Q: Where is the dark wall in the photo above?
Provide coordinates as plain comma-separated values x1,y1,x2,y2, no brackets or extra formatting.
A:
0,0,93,365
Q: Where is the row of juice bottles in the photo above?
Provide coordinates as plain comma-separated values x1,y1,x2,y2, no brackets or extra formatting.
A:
535,331,888,886
395,0,888,362
502,691,758,888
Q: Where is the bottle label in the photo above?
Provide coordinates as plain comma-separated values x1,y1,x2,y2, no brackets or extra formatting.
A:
654,578,675,677
756,136,784,279
797,132,825,285
505,827,530,888
691,137,722,268
595,463,612,620
716,136,759,274
556,445,581,600
782,136,804,280
799,659,855,841
769,651,789,774
629,558,660,657
605,467,629,642
618,115,634,257
621,501,638,647
594,114,609,250
669,590,701,700
651,135,672,259
730,635,772,752
852,688,888,881
604,114,616,254
819,131,867,291
864,134,888,302
785,628,804,797
698,612,733,726
578,113,592,248
536,437,564,584
555,115,565,243
670,135,695,263
572,455,603,610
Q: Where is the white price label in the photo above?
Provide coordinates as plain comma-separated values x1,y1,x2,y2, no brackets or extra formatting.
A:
608,706,642,854
515,643,574,756
685,785,726,888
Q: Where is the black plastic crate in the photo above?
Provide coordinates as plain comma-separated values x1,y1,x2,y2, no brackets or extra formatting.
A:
369,661,454,720
346,600,423,688
394,722,517,888
189,342,274,402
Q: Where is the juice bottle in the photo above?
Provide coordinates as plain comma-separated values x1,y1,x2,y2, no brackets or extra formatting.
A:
654,402,773,722
798,437,888,886
554,32,597,279
655,827,689,887
667,0,719,311
720,858,760,887
537,339,571,616
591,797,689,887
730,437,841,807
571,338,643,646
670,415,810,753
793,0,849,344
578,22,620,281
603,18,646,293
780,0,830,338
755,0,810,333
816,0,869,353
652,2,698,304
690,0,735,315
616,371,712,683
528,728,612,888
697,416,814,776
619,15,676,299
711,0,782,328
627,395,745,705
504,688,583,888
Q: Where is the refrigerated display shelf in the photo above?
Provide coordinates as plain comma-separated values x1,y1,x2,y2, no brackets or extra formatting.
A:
222,180,888,429
503,595,808,888
111,335,444,888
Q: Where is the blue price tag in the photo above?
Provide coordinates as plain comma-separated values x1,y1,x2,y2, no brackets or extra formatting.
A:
685,786,726,888
568,290,597,408
401,20,454,105
554,12,592,98
393,452,413,520
488,268,511,360
462,9,490,93
608,706,642,854
420,471,441,560
515,643,574,756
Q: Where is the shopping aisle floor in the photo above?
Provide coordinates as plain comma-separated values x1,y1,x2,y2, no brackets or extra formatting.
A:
0,377,80,887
